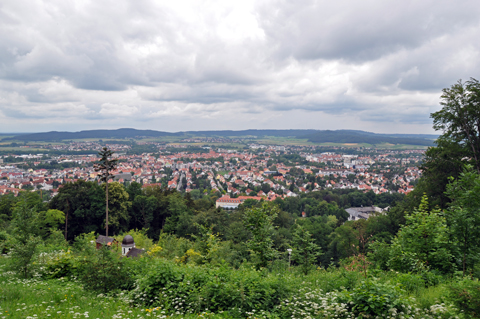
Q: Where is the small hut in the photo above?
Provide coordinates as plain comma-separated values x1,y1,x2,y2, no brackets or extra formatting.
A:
96,235,117,249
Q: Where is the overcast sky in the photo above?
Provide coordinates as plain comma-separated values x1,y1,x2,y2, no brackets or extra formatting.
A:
1,0,479,134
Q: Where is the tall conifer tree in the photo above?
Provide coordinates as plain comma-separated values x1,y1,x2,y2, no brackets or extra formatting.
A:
94,147,118,237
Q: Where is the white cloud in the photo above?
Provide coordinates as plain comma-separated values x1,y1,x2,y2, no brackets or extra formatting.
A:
99,103,139,117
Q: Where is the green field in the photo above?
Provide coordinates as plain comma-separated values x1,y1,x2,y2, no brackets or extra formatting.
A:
0,133,430,153
311,142,429,149
0,147,48,152
0,136,16,140
252,137,429,149
137,137,184,143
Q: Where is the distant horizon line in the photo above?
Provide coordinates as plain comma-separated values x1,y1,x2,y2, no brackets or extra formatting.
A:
0,128,439,136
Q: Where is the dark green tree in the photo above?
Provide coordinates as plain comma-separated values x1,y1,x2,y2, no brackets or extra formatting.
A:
126,181,143,202
421,78,480,208
329,222,358,260
78,246,133,293
131,195,157,231
163,192,193,237
420,136,468,208
49,180,105,241
102,182,130,234
261,183,271,194
0,193,19,228
432,78,480,172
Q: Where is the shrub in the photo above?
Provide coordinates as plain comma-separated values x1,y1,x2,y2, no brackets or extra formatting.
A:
394,273,425,294
368,240,390,270
43,229,68,251
422,270,443,288
156,233,194,260
334,267,361,290
72,232,97,255
78,246,134,293
131,259,209,312
339,279,410,317
0,230,11,254
146,244,162,257
8,199,42,278
130,259,293,316
277,282,457,319
448,278,480,318
8,235,42,278
277,287,349,319
41,249,79,279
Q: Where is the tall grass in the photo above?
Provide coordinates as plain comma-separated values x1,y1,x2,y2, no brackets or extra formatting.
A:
0,260,224,319
0,251,465,319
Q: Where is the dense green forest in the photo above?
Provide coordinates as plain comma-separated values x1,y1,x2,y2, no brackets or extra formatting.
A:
1,128,178,142
0,182,404,264
1,79,480,318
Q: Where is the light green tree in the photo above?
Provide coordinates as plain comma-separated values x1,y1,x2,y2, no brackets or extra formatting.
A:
9,196,42,278
243,202,278,269
43,209,65,229
192,224,221,264
291,224,322,274
388,194,453,273
445,164,480,276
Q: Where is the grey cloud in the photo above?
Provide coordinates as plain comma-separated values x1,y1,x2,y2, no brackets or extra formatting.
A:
360,110,433,125
138,83,262,104
1,108,39,119
351,30,480,94
1,0,268,92
257,0,480,63
1,0,154,90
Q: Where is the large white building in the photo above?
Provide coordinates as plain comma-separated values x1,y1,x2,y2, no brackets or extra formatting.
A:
346,206,386,221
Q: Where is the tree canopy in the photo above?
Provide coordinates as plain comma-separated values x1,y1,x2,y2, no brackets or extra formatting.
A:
420,78,480,208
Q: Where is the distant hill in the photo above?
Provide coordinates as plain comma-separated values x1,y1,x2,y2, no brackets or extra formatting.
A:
0,132,30,136
1,129,324,141
299,130,436,146
2,128,179,142
1,128,437,146
182,129,319,137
